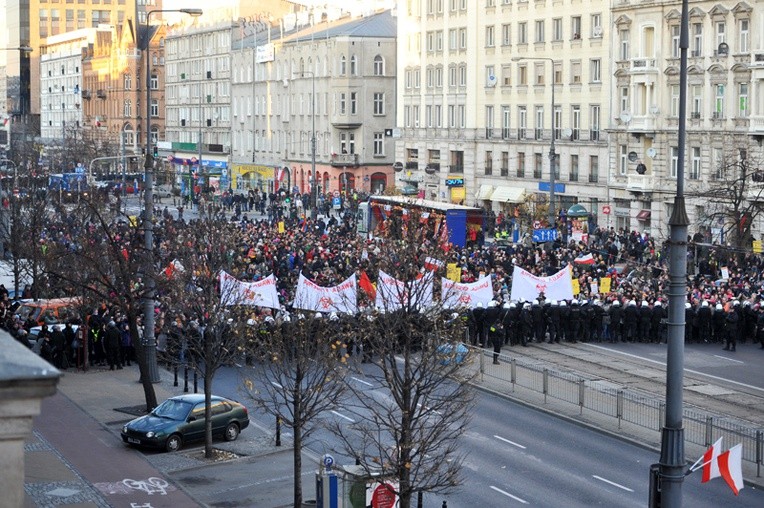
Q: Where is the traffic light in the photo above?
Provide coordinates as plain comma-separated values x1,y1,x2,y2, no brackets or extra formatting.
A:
153,145,158,157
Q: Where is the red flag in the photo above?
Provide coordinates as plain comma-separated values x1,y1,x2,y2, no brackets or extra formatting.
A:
574,253,595,265
359,270,376,301
718,444,745,495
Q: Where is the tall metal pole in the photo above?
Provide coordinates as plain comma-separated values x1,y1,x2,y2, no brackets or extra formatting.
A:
548,61,556,227
142,8,203,384
199,80,203,194
658,0,689,504
311,71,316,219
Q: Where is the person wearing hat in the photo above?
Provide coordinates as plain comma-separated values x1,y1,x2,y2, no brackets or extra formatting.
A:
104,320,123,370
547,300,561,344
696,300,712,343
638,300,652,343
723,303,739,352
650,301,666,344
519,302,533,347
623,300,638,343
712,303,726,343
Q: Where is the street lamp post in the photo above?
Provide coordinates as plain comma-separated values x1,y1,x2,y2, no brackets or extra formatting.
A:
295,71,317,219
656,0,690,505
512,56,557,227
143,8,202,383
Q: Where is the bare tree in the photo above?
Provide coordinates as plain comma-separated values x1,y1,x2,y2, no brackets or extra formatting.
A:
328,211,476,508
242,312,349,508
688,148,764,249
161,220,252,458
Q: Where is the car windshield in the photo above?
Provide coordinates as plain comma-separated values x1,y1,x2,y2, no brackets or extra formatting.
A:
152,399,193,420
16,305,41,321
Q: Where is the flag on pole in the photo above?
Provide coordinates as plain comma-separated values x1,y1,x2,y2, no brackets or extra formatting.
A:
359,270,376,301
574,253,595,265
701,437,724,483
718,444,745,495
424,256,444,271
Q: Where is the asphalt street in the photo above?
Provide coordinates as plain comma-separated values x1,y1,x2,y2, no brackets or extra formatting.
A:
206,342,764,507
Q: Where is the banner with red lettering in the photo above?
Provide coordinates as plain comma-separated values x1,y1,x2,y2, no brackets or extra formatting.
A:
219,271,281,309
294,273,358,315
375,270,433,312
442,276,494,309
510,265,574,302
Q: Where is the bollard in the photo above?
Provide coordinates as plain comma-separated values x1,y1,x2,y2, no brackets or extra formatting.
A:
417,492,423,508
173,365,178,387
193,368,198,393
183,365,189,393
276,417,281,446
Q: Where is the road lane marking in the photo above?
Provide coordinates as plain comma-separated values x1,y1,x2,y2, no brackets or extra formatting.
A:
331,410,355,423
713,355,745,364
490,485,528,504
585,344,764,393
417,403,442,416
493,435,527,449
351,376,373,387
592,475,634,492
271,381,283,389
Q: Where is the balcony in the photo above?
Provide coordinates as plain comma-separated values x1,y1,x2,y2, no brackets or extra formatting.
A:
81,90,91,100
751,53,764,68
630,58,658,71
330,153,359,167
626,174,654,193
96,89,107,99
627,115,657,133
748,116,764,136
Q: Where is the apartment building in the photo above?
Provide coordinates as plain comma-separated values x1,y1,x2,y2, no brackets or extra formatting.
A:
225,10,398,194
609,0,764,239
164,22,233,190
395,0,611,224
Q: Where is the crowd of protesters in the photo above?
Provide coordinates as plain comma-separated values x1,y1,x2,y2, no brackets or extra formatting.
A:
6,187,764,369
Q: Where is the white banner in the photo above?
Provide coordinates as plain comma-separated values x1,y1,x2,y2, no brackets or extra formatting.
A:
442,276,495,309
375,270,433,312
509,265,574,302
293,273,358,314
219,271,281,309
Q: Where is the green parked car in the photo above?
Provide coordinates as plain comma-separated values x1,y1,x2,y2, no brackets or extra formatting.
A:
121,394,250,452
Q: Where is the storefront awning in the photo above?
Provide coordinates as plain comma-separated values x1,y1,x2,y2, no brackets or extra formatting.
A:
490,186,525,203
636,209,651,221
475,184,495,200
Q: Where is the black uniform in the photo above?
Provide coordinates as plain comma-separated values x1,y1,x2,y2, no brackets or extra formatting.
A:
696,304,712,343
638,303,652,343
723,308,739,351
623,303,638,342
650,304,666,344
609,303,623,343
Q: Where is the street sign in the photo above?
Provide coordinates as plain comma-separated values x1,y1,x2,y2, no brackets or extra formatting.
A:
532,228,558,243
332,197,341,210
322,454,334,471
602,205,611,215
333,190,340,198
533,220,541,229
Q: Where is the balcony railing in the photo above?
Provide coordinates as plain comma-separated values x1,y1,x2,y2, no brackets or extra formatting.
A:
330,153,359,167
627,174,654,192
96,90,107,99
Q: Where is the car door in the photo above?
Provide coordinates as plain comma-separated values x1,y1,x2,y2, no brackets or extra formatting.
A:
183,402,207,443
210,400,231,435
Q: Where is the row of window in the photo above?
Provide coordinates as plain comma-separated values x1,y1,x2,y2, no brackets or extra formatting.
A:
38,9,125,37
480,151,601,183
619,82,751,119
228,92,387,118
39,0,129,4
402,103,601,137
230,130,388,157
617,145,733,180
618,17,751,61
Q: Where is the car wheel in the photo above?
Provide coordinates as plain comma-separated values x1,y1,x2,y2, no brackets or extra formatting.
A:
165,434,183,452
224,422,240,442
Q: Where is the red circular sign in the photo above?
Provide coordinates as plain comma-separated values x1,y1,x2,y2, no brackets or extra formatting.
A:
371,484,396,508
602,205,611,215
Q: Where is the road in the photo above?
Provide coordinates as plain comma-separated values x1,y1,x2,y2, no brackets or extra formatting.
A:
207,342,764,507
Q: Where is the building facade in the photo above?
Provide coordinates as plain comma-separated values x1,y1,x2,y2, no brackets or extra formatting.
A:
395,0,612,226
609,0,764,240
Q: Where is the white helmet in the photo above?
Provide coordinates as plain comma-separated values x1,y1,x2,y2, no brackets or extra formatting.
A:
523,303,531,309
641,301,649,307
701,300,709,307
655,301,662,307
612,300,620,307
550,300,558,306
685,302,691,309
716,304,723,310
571,300,579,305
488,300,498,308
503,303,510,309
628,300,636,306
733,300,740,307
559,301,567,307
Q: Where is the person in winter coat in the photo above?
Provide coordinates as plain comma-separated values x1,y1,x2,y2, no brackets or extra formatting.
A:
520,302,533,346
531,300,545,343
591,300,604,343
638,301,652,343
696,300,712,343
471,302,485,347
568,300,581,343
650,301,666,344
609,299,623,343
756,305,764,349
712,303,726,343
484,301,502,349
489,319,504,364
104,320,123,370
559,300,570,342
547,300,561,344
723,305,739,352
623,300,639,342
684,302,696,343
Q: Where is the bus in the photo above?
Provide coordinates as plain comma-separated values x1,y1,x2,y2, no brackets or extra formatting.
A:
361,195,485,248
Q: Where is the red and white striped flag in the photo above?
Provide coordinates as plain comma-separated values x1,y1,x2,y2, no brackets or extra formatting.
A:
424,256,444,271
574,253,595,265
2,116,9,127
718,444,744,495
701,437,723,482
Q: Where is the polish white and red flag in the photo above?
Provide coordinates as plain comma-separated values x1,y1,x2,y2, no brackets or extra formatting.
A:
574,253,595,265
424,256,444,271
718,444,745,495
